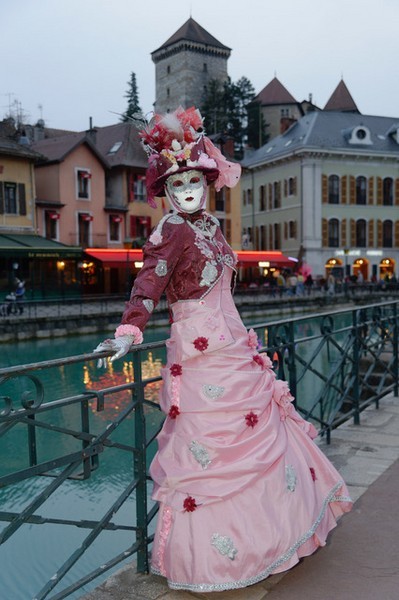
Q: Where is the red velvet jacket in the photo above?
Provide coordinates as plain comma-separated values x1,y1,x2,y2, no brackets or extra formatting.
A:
120,211,236,332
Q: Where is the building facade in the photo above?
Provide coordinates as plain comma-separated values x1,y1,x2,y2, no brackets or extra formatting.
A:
241,111,399,280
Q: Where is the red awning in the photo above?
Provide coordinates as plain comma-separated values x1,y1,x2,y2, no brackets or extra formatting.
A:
236,251,297,267
85,248,143,268
85,248,297,269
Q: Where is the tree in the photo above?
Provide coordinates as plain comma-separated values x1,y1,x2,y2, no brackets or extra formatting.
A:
121,72,142,122
247,100,269,149
201,76,258,159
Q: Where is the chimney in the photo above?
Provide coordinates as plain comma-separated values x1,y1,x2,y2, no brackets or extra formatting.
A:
86,116,97,144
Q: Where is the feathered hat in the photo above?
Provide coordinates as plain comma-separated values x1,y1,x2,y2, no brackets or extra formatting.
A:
137,106,241,207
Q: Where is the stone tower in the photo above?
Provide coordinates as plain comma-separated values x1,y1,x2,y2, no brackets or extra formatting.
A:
152,17,231,114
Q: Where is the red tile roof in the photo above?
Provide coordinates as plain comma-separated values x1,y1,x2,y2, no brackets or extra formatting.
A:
255,77,297,106
324,79,359,113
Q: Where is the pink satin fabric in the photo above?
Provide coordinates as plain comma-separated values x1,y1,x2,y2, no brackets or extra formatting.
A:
149,268,352,592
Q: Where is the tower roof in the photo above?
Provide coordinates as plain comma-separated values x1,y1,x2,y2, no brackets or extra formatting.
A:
255,77,297,106
152,17,231,55
324,79,360,113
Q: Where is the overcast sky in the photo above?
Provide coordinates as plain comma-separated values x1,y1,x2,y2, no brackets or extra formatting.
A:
2,0,398,132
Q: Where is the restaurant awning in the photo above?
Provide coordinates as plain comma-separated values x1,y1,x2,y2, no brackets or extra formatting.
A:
85,248,144,268
236,251,297,267
0,234,82,258
85,248,297,269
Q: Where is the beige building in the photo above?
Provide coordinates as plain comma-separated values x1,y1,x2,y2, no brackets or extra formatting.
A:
241,110,399,280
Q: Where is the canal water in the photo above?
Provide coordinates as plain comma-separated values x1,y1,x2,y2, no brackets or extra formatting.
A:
0,313,351,599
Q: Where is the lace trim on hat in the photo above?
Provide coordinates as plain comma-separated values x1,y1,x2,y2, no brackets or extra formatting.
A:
151,481,347,592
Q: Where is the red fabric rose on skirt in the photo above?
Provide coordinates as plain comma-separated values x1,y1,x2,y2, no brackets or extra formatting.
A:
245,411,259,428
193,336,209,352
183,496,197,512
168,405,180,419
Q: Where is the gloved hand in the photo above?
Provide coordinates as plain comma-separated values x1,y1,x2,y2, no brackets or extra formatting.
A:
93,334,134,368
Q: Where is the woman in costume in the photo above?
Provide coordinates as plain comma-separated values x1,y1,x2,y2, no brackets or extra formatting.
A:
94,107,352,592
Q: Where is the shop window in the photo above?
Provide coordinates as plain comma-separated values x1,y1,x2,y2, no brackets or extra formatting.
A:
78,213,92,246
288,177,297,196
273,223,281,249
45,211,59,240
77,170,91,199
328,218,339,247
356,176,367,205
356,219,367,247
383,177,394,206
130,215,151,241
109,215,122,242
328,175,340,204
289,220,297,239
383,220,393,247
259,185,266,211
0,181,25,215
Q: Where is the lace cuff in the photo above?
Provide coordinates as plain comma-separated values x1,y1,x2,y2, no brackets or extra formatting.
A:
115,324,143,344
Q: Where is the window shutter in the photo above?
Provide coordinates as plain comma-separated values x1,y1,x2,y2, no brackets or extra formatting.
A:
350,218,356,246
368,177,374,205
284,222,288,239
209,185,216,212
293,177,297,195
395,179,399,206
18,183,26,215
269,224,273,247
395,220,399,247
268,183,272,210
225,188,231,213
277,182,281,207
377,220,382,247
284,179,287,197
341,176,347,204
264,184,268,211
322,218,328,246
341,219,347,246
349,176,356,204
368,219,374,247
322,175,328,204
0,182,3,214
377,177,383,205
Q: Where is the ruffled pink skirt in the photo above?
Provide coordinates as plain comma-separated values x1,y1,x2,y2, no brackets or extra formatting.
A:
149,269,352,592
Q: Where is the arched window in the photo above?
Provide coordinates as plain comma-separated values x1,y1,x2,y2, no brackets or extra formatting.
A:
383,178,393,206
356,176,367,204
356,219,367,247
328,175,339,204
328,218,339,247
383,220,393,247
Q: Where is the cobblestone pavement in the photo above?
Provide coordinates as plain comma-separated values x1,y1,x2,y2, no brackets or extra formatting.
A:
79,393,399,600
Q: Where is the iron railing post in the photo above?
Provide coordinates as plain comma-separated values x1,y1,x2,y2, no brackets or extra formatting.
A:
352,309,360,425
133,349,149,573
393,301,398,397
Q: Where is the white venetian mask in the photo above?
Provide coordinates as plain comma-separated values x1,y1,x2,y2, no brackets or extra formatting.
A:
165,170,206,214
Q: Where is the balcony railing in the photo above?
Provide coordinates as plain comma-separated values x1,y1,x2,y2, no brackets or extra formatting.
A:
0,300,398,598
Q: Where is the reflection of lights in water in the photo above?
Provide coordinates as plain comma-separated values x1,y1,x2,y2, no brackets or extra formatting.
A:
84,352,163,419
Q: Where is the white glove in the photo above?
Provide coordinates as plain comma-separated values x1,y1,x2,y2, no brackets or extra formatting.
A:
93,334,134,368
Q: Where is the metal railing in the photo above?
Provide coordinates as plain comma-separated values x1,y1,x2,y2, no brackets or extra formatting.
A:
0,300,397,598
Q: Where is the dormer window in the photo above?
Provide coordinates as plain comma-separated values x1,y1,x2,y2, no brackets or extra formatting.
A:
386,123,399,144
348,125,372,145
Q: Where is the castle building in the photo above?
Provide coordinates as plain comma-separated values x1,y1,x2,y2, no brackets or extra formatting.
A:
152,17,231,114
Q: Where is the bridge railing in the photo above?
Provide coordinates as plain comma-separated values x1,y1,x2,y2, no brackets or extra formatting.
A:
0,300,397,599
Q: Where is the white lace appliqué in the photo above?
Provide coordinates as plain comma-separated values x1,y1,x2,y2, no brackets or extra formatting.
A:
200,261,218,287
189,440,211,469
203,384,225,399
286,465,297,492
155,259,168,277
194,234,214,260
211,534,237,560
143,299,154,313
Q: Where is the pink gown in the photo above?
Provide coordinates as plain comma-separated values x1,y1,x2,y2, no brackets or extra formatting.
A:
149,267,352,592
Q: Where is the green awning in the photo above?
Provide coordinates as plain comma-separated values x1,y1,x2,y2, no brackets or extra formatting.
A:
0,234,82,258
